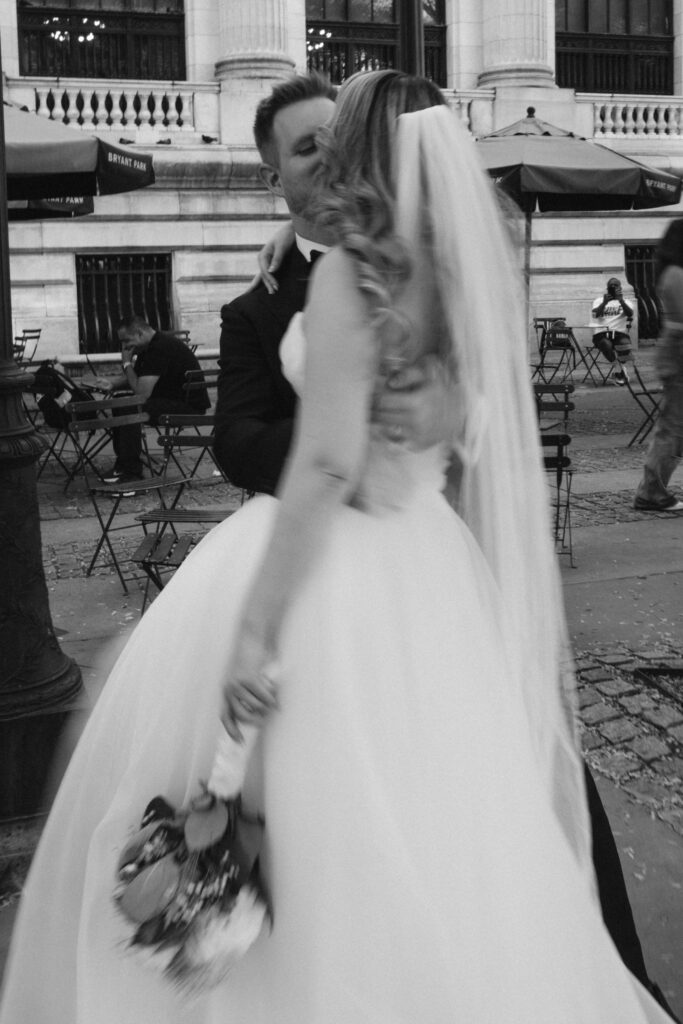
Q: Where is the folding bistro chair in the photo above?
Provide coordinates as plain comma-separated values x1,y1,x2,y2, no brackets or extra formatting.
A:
578,320,632,386
576,338,611,386
624,362,662,447
13,328,41,365
132,506,232,610
540,431,575,567
533,382,575,432
156,411,228,483
65,394,192,592
532,323,582,384
27,362,103,484
183,366,219,403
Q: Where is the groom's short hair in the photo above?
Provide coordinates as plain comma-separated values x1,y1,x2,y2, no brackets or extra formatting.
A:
253,72,337,167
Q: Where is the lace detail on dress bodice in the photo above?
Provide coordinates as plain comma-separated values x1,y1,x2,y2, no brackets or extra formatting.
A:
280,313,448,513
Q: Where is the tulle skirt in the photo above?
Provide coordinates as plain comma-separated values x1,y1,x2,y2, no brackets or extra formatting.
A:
0,492,669,1023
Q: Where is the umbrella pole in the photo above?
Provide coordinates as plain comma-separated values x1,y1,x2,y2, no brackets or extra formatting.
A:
524,209,532,336
0,37,82,818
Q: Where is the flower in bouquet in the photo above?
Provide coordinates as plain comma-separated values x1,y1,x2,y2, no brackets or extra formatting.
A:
114,725,269,995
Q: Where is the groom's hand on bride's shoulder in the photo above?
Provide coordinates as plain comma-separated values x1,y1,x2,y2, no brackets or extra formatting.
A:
373,356,461,451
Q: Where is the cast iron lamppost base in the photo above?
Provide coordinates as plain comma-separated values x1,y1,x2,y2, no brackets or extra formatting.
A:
0,65,83,817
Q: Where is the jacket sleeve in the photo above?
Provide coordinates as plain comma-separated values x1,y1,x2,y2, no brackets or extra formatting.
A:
213,301,295,495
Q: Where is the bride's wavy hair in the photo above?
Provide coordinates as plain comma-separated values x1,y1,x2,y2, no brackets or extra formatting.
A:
316,70,446,357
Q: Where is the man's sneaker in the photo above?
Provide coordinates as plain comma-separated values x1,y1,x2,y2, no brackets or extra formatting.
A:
611,368,629,386
634,496,683,512
101,469,143,485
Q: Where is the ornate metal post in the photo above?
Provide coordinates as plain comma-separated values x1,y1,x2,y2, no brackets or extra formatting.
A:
398,0,425,77
0,41,82,818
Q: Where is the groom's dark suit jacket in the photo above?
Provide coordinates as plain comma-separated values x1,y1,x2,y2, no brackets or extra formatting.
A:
212,241,656,999
214,245,310,495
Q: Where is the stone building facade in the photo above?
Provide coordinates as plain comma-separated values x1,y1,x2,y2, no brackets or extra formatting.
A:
4,0,683,360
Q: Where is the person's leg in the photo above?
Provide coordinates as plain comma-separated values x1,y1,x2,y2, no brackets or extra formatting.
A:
634,390,683,507
592,332,615,364
109,422,144,477
613,331,631,366
611,332,632,384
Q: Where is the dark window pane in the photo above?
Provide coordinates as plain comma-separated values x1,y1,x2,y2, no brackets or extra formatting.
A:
609,0,627,33
649,0,670,33
327,0,348,19
629,0,649,33
566,0,586,32
588,0,607,33
349,0,371,20
423,0,443,25
306,0,325,17
18,2,185,78
372,0,395,22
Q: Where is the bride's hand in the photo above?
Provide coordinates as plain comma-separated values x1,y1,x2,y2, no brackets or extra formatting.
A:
249,222,296,295
222,625,279,741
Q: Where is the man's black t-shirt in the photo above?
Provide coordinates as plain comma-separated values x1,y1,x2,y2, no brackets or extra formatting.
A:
135,333,210,411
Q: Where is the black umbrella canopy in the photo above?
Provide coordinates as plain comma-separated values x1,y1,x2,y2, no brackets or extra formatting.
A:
4,103,154,203
478,107,682,213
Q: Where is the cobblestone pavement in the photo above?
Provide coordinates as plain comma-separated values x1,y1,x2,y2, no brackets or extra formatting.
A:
576,649,683,836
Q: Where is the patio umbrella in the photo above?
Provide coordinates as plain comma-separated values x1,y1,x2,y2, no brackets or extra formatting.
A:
4,102,154,207
477,108,682,304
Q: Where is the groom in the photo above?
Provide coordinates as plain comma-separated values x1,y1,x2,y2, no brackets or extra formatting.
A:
213,73,453,496
213,73,675,1017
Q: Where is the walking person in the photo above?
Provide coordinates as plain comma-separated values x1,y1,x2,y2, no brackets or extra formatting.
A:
634,221,683,513
0,72,673,1023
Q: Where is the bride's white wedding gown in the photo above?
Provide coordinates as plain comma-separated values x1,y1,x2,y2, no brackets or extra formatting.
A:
0,320,669,1024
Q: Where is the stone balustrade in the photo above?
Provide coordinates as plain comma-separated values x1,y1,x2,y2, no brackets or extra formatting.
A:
11,76,683,150
6,77,220,139
581,94,683,138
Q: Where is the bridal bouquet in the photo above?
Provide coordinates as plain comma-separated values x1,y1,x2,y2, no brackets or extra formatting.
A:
114,725,269,996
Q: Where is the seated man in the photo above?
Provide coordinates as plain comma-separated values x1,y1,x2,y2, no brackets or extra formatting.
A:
103,315,210,482
589,277,634,385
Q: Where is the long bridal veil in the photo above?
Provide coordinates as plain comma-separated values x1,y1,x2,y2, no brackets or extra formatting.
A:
394,105,594,884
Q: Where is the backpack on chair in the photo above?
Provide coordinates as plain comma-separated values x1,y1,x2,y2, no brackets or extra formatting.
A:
32,361,94,430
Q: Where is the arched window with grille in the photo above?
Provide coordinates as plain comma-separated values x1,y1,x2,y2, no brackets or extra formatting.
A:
556,0,673,94
306,1,446,86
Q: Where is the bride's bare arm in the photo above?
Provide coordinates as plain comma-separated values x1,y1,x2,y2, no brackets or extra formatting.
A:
223,248,376,733
252,222,296,294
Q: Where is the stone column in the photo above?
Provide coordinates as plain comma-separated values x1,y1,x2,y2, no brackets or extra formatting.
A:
478,0,554,88
215,0,296,148
446,0,482,92
674,0,683,96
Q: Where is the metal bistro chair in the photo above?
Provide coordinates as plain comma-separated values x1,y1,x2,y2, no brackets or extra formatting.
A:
532,322,583,384
13,328,41,365
533,382,575,433
540,431,575,567
578,320,633,387
624,362,663,447
65,394,192,592
532,317,562,354
534,384,575,566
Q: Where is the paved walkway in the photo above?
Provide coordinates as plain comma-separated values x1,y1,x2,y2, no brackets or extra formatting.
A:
1,351,683,1016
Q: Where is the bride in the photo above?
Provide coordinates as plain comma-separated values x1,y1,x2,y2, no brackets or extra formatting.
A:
0,70,672,1023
